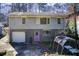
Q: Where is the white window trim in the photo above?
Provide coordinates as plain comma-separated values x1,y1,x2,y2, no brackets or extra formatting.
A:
40,18,50,24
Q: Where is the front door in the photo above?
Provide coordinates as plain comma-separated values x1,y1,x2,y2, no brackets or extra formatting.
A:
34,32,40,42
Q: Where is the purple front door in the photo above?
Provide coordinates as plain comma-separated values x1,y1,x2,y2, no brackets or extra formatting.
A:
34,32,40,42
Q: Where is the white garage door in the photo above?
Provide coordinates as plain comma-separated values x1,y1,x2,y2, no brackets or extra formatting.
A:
12,32,25,42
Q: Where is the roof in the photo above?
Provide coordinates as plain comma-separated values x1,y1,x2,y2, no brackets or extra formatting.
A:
8,12,73,18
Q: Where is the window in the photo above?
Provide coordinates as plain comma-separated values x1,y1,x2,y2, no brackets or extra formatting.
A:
57,18,61,24
47,18,50,24
22,18,26,24
40,18,50,24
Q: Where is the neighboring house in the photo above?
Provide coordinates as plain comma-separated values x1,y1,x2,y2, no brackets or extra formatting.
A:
8,12,68,43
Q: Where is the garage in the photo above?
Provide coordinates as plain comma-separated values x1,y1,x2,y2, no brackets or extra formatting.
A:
12,32,25,43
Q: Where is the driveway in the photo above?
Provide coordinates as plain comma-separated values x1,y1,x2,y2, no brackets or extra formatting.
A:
11,43,45,56
11,43,65,56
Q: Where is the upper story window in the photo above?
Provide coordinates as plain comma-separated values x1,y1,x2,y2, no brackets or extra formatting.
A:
22,18,26,24
40,18,50,24
57,18,61,24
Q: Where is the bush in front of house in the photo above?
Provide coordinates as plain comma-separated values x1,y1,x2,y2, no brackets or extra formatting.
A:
64,27,77,39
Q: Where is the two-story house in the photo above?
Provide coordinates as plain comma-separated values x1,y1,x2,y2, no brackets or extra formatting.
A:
8,12,68,44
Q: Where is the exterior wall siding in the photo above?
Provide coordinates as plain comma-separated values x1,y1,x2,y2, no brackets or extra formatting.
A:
10,29,63,43
9,17,65,29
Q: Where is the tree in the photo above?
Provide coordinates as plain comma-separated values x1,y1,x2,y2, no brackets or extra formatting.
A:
27,3,33,12
12,3,24,12
11,3,34,12
38,3,47,12
53,3,68,13
22,3,27,12
0,3,1,13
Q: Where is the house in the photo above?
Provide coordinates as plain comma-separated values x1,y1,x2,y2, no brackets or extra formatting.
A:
8,12,69,43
